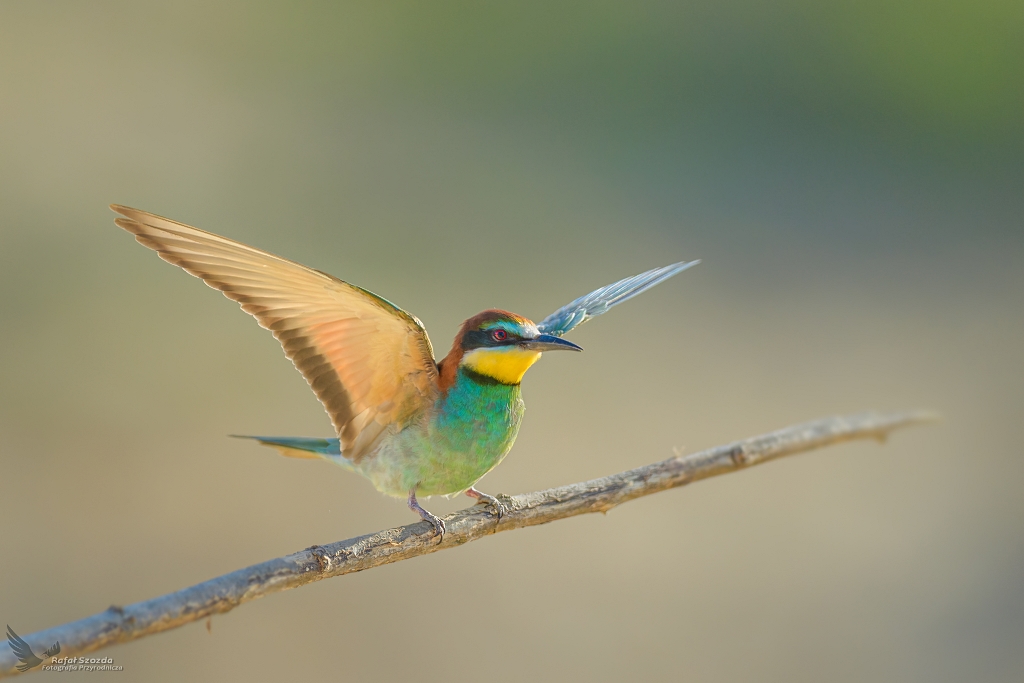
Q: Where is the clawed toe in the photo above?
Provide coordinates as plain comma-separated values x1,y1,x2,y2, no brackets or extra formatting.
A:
426,514,446,540
466,488,508,521
482,496,508,521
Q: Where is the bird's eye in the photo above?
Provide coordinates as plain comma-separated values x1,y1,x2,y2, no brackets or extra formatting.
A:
491,329,508,341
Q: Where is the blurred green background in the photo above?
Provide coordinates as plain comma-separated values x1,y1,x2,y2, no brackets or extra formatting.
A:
1,1,1021,681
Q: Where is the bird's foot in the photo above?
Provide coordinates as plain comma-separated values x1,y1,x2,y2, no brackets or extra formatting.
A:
466,487,508,522
421,511,446,540
408,489,446,542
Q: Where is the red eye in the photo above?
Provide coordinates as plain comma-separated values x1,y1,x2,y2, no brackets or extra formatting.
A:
491,329,508,341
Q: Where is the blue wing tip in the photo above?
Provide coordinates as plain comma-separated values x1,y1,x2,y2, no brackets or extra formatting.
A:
671,259,700,270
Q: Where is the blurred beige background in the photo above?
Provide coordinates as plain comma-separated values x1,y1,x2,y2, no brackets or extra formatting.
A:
1,1,1021,681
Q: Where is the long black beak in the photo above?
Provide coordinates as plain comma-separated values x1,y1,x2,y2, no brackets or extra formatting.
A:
521,334,583,352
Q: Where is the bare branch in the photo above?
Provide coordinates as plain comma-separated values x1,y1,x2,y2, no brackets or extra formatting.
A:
1,411,933,677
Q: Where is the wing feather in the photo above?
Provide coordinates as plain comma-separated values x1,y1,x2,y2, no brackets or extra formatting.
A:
537,261,700,336
112,205,439,462
6,626,39,666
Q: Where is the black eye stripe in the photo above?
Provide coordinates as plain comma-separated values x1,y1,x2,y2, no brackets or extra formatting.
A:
462,328,519,350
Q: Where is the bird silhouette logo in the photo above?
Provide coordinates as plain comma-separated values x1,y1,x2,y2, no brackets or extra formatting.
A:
6,625,60,672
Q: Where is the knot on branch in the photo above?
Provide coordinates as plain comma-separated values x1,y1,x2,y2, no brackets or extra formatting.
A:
99,604,135,638
306,545,333,573
729,445,749,467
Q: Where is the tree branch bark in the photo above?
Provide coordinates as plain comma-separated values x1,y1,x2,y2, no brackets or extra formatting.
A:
1,411,933,677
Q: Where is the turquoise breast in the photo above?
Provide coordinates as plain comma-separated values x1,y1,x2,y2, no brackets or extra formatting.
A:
357,368,524,497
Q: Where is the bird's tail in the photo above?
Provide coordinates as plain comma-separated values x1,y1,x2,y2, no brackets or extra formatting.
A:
231,436,355,471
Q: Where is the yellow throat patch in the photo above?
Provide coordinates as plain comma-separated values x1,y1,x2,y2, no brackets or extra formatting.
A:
461,347,542,385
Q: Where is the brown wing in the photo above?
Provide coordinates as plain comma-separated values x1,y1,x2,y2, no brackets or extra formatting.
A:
112,205,439,462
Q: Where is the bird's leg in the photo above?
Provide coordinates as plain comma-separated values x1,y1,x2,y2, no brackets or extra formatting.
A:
465,487,507,521
407,489,445,541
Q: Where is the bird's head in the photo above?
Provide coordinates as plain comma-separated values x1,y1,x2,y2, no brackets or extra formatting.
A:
440,309,582,387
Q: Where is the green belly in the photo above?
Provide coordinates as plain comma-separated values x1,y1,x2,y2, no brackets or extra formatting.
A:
357,370,524,497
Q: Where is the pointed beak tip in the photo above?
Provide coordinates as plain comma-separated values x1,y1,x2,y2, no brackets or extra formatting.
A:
527,333,583,353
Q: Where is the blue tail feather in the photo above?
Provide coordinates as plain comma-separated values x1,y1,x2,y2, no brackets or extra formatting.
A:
232,435,342,456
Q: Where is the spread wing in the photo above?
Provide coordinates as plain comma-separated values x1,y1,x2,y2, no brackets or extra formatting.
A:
536,261,700,336
112,205,439,462
6,626,42,670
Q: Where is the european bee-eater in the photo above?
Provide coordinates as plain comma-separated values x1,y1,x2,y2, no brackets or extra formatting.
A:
112,205,699,537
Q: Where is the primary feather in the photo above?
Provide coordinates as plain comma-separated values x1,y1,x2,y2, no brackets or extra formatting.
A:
111,205,439,462
537,260,700,336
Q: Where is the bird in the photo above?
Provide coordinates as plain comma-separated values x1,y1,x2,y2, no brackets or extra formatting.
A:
111,205,699,538
6,625,60,672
